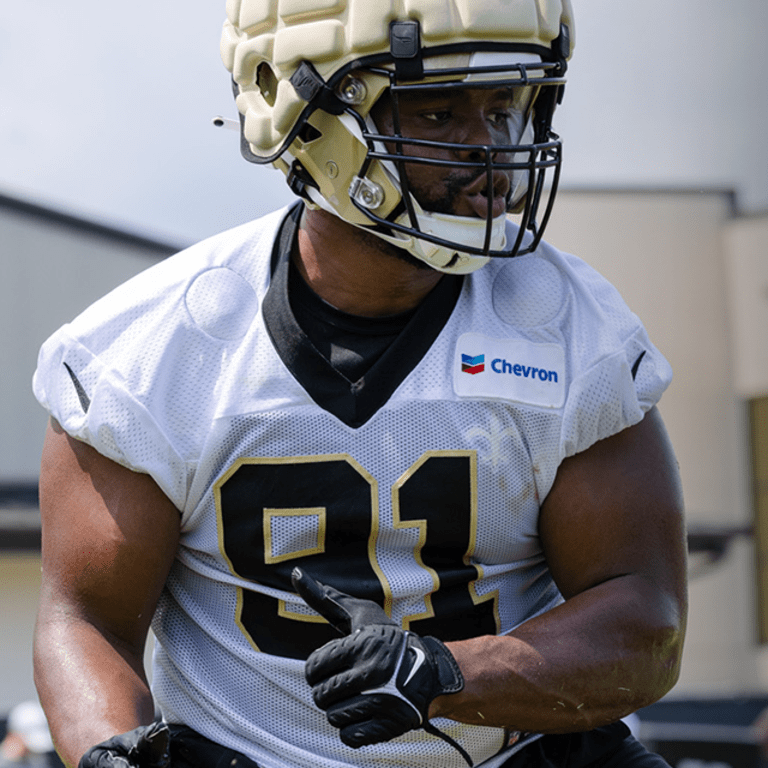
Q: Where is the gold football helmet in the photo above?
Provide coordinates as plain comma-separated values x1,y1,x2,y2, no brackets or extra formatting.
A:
221,0,574,273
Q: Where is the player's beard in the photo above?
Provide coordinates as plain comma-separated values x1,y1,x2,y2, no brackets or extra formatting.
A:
408,168,483,217
357,227,434,271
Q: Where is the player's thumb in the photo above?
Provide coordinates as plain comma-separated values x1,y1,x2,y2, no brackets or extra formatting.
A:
291,567,393,634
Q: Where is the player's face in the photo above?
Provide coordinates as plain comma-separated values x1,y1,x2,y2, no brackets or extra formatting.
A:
370,86,522,220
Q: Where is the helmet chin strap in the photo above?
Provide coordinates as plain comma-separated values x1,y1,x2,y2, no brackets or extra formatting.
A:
388,202,506,274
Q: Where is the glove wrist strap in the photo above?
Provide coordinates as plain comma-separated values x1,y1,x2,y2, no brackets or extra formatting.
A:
422,721,474,767
421,636,464,695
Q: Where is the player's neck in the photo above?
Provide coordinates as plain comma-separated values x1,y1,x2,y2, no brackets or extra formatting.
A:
294,208,443,318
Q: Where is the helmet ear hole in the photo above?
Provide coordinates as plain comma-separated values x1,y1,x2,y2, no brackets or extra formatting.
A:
257,63,278,107
297,122,322,144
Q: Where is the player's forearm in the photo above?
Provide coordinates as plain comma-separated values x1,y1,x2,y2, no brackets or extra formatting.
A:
34,608,155,768
431,574,686,733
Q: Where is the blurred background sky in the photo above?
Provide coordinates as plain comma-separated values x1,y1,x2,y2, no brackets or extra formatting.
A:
1,0,766,248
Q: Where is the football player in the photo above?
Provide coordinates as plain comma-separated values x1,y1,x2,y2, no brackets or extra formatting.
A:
32,1,687,768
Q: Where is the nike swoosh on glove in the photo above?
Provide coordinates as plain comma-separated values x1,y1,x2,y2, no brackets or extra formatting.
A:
291,568,468,760
78,722,170,768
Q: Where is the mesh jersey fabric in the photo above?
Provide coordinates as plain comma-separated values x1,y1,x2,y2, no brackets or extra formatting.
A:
33,204,672,768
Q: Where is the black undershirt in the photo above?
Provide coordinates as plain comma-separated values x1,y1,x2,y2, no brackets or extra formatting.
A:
263,203,465,427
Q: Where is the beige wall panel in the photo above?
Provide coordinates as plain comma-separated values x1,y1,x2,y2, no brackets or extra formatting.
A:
547,190,757,695
723,215,768,398
0,554,42,713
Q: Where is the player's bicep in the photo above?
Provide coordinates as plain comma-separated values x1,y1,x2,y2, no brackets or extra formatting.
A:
38,418,180,650
539,407,687,603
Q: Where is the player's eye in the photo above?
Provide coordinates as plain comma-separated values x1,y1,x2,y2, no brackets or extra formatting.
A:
418,108,452,123
489,108,513,127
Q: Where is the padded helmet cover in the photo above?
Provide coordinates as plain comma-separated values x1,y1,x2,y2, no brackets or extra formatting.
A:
221,0,574,273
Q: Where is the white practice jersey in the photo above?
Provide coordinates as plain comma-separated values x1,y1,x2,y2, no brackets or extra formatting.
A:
34,204,672,768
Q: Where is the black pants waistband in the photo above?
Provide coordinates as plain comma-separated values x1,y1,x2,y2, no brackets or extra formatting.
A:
168,725,263,768
167,720,659,768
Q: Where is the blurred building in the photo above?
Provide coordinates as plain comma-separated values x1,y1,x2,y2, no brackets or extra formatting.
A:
1,187,767,722
0,193,178,710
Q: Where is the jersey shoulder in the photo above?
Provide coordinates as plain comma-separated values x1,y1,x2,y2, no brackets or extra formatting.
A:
64,207,287,346
458,239,672,457
32,206,291,506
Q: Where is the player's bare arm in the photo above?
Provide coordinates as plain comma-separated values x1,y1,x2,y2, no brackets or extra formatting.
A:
430,406,687,732
34,419,180,768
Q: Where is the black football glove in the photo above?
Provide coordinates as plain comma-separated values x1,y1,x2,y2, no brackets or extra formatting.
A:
79,722,170,768
291,568,468,760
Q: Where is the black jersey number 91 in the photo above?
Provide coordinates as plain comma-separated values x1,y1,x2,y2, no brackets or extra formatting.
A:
215,452,498,660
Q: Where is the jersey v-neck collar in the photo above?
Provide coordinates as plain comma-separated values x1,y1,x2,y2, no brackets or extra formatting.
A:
261,204,464,428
